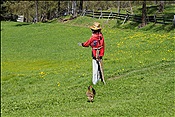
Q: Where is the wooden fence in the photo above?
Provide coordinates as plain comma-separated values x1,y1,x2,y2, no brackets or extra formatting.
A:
82,10,174,25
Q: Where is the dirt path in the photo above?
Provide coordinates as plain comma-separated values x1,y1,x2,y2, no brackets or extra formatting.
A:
108,61,173,80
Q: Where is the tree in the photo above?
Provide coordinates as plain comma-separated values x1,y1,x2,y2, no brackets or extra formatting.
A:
72,1,77,16
129,1,133,14
35,0,38,22
79,0,83,14
117,1,120,14
141,0,147,27
158,1,164,12
0,0,9,21
67,1,70,15
58,0,60,16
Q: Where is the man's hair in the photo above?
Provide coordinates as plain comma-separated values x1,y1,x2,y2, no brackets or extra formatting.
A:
91,29,101,33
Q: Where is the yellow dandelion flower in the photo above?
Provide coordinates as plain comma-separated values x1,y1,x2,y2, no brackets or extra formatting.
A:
162,58,166,61
40,72,45,75
57,82,60,87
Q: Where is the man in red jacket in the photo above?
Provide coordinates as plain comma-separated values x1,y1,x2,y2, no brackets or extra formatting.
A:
78,22,105,85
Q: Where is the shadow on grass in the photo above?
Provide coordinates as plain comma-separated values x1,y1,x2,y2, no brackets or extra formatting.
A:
112,21,140,30
140,23,175,32
147,5,158,14
112,19,175,32
15,23,30,27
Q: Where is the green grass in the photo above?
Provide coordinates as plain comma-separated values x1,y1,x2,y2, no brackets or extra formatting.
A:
1,17,175,117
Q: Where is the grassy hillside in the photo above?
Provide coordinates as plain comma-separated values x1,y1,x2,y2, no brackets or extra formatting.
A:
1,17,175,117
63,15,175,33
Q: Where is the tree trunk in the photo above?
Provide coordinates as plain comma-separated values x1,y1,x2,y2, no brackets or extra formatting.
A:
68,1,70,15
141,0,147,27
72,1,77,16
117,1,120,14
129,1,133,14
35,0,39,22
79,0,83,14
155,0,157,5
26,4,29,22
158,1,164,12
58,0,60,17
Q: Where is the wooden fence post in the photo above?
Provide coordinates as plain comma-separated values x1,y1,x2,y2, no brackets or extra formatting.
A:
82,9,86,16
173,15,175,26
99,10,103,19
163,16,165,24
154,14,157,23
122,14,129,25
116,13,119,23
107,11,113,22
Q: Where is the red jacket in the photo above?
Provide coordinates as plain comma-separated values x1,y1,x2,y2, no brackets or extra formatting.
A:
82,32,105,58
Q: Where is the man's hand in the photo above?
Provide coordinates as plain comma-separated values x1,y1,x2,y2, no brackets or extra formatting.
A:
78,43,82,46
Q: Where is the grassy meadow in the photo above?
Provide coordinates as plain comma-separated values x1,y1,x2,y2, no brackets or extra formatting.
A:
1,17,175,117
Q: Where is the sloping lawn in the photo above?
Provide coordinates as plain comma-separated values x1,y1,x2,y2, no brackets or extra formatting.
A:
1,19,175,116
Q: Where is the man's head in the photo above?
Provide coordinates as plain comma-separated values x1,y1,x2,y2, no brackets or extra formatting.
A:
90,22,102,33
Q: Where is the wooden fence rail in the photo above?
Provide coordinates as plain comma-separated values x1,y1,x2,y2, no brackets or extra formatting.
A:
82,10,174,25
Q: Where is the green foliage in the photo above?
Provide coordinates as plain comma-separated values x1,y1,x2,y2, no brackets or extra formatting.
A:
1,20,175,117
2,1,175,23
